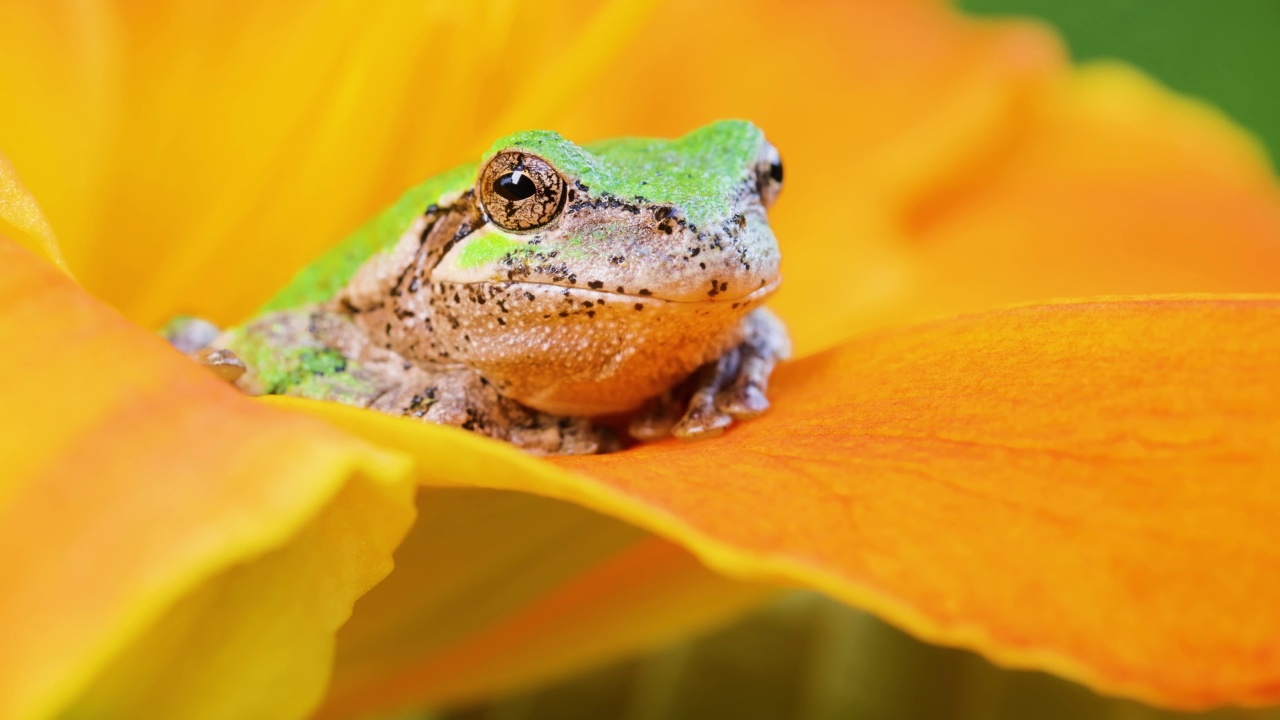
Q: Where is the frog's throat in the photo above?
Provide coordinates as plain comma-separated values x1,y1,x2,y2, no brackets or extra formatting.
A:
451,275,781,306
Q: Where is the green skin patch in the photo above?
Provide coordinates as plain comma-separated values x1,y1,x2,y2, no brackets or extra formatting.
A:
221,324,375,401
456,233,531,269
489,120,763,231
260,120,764,314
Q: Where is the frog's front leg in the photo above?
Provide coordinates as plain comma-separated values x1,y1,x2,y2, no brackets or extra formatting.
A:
630,308,791,441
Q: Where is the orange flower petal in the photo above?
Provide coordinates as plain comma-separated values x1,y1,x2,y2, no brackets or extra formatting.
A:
0,231,417,718
294,295,1280,710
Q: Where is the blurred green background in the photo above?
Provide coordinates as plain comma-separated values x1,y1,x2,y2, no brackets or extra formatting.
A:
960,0,1280,168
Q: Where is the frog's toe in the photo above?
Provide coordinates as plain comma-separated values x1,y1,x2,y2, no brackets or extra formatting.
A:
628,391,682,441
191,347,248,383
670,353,737,441
671,402,732,440
716,348,773,419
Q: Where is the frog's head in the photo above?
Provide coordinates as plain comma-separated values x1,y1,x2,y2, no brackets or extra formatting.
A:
426,120,785,415
436,119,782,302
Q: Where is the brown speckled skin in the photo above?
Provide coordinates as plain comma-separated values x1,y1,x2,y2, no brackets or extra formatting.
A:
339,188,781,417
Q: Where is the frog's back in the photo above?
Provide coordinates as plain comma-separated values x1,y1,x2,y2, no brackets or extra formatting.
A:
261,162,476,313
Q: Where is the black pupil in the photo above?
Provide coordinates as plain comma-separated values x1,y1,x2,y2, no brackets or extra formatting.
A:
769,160,784,184
494,171,537,201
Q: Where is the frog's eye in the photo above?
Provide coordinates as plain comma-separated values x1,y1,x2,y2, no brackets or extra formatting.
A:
757,143,783,208
478,152,566,232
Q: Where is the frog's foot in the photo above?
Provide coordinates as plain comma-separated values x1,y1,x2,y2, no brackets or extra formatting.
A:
630,308,791,442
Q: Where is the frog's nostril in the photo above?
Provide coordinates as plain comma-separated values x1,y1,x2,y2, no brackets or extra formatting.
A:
769,159,783,184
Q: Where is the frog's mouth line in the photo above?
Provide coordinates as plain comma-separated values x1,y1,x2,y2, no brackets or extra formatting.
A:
457,276,781,306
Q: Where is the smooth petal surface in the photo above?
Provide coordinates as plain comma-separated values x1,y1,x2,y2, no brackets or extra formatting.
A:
298,296,1280,710
0,232,417,719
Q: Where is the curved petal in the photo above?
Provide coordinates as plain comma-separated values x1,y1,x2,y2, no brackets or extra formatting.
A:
298,295,1280,710
0,234,416,719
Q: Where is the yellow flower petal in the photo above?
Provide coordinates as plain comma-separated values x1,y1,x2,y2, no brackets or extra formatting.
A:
0,229,416,718
0,152,67,273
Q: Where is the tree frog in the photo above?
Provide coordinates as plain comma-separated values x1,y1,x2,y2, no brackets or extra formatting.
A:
181,120,789,454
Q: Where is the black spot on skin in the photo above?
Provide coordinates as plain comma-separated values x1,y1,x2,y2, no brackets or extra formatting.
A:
689,247,700,257
453,293,461,303
558,311,569,318
699,262,706,269
658,220,674,234
497,317,506,326
588,280,604,289
639,288,652,296
582,301,594,308
408,277,421,293
568,274,577,284
525,291,536,301
634,303,644,311
720,281,728,292
587,310,596,318
616,286,625,293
